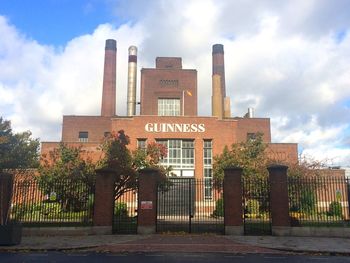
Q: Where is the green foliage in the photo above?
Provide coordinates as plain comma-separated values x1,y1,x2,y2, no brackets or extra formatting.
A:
328,201,342,217
99,130,170,200
11,201,92,222
114,202,128,218
246,199,260,215
212,198,224,217
300,189,316,214
12,202,60,218
38,143,96,212
0,117,39,171
213,132,268,182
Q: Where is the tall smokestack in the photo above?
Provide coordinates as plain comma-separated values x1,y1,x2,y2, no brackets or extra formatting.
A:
212,44,226,97
212,74,223,119
127,46,138,116
101,39,117,117
224,97,231,118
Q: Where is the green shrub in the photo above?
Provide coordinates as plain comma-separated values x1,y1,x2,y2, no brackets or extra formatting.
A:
114,202,128,218
40,203,61,216
246,199,260,215
328,201,342,217
212,198,224,217
300,189,316,214
87,194,94,211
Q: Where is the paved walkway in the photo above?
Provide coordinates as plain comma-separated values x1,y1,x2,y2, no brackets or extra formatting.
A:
1,234,350,255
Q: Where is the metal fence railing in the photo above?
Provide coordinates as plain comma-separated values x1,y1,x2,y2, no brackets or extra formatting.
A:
11,179,95,227
242,176,271,235
157,178,224,234
288,177,350,227
113,189,138,234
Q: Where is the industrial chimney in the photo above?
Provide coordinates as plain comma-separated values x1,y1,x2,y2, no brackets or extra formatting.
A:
127,46,138,116
212,44,226,98
212,74,223,119
101,39,117,117
224,97,231,118
212,44,231,118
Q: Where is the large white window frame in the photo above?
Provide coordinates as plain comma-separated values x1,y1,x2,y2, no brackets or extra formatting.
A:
203,140,213,199
157,98,180,116
156,139,194,169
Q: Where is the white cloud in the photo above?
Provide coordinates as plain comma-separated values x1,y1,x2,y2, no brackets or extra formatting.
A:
1,0,350,166
0,18,145,140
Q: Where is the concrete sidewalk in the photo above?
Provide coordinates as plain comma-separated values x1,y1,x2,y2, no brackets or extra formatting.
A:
0,234,350,255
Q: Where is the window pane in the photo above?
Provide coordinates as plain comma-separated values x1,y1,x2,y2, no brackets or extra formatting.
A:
79,131,88,142
203,140,213,198
158,98,180,116
137,139,146,150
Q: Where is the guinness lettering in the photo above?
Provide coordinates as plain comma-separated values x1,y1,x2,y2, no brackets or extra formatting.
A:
145,123,205,133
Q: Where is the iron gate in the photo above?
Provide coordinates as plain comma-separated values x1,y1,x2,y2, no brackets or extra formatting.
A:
112,189,138,234
157,178,224,234
243,176,272,235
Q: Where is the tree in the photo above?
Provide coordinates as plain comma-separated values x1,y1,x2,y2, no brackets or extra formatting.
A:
38,143,96,212
213,134,328,218
0,117,39,172
213,132,268,182
99,130,169,200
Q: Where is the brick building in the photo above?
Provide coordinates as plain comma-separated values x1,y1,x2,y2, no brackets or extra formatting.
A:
41,39,298,183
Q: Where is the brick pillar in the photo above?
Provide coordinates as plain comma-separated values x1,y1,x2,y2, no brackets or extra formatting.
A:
224,167,243,235
0,172,14,225
93,168,116,234
137,168,158,234
268,164,291,236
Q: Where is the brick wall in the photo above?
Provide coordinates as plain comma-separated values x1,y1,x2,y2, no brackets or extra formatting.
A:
235,117,271,142
140,68,197,116
156,57,182,69
62,116,111,142
266,143,298,164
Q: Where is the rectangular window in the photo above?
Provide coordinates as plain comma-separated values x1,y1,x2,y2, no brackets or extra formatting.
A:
78,131,88,142
137,139,147,151
156,139,194,169
247,133,257,141
203,140,213,199
158,98,180,116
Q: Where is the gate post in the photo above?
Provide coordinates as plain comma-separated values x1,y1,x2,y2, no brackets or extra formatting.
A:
224,167,243,235
138,168,158,234
268,164,291,236
93,168,116,234
0,172,14,225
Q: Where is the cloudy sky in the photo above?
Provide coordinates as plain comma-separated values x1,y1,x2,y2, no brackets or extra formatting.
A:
0,0,349,166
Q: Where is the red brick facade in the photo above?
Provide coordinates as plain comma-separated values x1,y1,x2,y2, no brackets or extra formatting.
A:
41,114,299,180
140,57,197,116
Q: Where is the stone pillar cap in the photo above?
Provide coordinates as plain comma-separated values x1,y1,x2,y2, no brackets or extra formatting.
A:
224,166,243,172
267,164,288,170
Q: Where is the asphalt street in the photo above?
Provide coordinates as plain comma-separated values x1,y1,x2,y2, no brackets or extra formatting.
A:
1,252,350,263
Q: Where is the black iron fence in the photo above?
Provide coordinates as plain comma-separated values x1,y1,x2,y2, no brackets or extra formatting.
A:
288,177,350,227
113,189,138,234
157,178,224,234
242,176,271,235
11,179,95,227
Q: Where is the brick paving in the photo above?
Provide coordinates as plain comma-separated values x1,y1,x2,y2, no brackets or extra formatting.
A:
93,235,281,254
